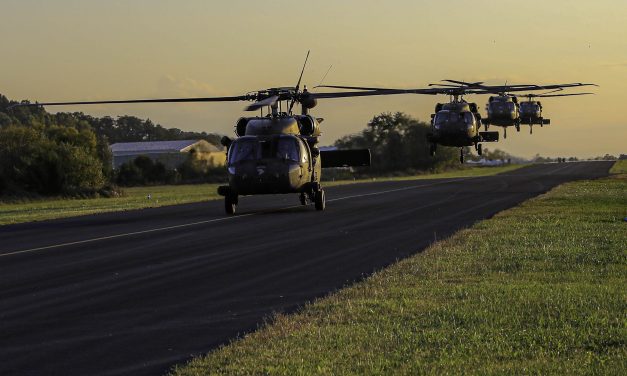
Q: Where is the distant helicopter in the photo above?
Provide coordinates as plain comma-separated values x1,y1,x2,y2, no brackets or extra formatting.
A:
434,80,597,138
427,92,499,163
10,52,406,214
513,90,593,134
316,84,499,163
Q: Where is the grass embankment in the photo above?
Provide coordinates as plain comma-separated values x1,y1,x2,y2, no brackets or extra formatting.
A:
0,165,525,226
609,159,627,174
172,166,626,375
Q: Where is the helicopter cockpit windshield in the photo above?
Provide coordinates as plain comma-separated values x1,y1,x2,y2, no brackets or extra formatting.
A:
228,138,258,163
228,137,301,163
434,111,463,128
276,137,300,162
520,102,539,112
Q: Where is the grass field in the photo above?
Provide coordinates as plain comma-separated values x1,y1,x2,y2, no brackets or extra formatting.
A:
0,164,525,226
171,165,626,375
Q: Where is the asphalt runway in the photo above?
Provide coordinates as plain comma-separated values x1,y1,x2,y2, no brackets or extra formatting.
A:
0,161,612,375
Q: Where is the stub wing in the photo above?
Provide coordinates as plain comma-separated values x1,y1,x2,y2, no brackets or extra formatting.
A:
320,149,371,168
479,131,500,142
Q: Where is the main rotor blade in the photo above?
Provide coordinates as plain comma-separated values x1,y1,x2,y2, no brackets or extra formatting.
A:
442,79,485,87
310,89,440,99
428,83,466,88
440,79,601,94
8,95,250,109
500,83,598,96
317,84,461,95
245,95,278,111
515,92,594,98
315,84,390,91
535,82,599,90
316,84,490,96
536,92,595,98
538,88,564,95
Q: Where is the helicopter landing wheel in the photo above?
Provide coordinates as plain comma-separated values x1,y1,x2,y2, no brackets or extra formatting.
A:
314,188,326,211
515,123,520,132
477,144,482,156
299,192,308,206
459,149,464,164
504,128,507,139
429,143,436,157
225,194,238,215
530,126,533,135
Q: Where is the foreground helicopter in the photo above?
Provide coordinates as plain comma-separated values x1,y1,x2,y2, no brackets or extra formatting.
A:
316,84,499,163
434,80,597,138
11,52,407,214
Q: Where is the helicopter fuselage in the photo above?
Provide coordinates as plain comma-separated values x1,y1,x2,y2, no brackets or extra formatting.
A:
428,102,481,147
223,116,321,196
484,95,520,127
226,133,320,195
519,100,549,125
427,101,499,163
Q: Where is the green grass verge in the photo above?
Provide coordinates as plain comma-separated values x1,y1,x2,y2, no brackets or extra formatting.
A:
0,184,223,226
172,173,626,375
610,159,627,174
0,165,525,226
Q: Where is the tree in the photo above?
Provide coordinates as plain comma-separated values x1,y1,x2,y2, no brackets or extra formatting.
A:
335,112,458,174
0,125,104,195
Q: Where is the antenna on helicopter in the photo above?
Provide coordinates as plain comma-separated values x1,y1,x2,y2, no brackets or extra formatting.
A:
317,65,333,88
288,50,310,115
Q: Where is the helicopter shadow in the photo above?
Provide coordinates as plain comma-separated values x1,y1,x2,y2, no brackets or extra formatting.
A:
236,203,317,216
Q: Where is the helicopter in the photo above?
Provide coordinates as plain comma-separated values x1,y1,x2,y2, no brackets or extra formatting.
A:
10,52,409,214
433,80,598,138
422,87,501,163
315,84,499,163
514,90,593,134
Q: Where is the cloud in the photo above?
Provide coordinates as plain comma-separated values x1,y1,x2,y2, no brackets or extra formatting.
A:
156,75,222,97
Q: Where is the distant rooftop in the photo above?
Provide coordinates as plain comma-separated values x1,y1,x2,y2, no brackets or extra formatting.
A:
110,140,220,155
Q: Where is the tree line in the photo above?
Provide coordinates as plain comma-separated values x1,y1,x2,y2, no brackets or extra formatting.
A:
0,94,223,197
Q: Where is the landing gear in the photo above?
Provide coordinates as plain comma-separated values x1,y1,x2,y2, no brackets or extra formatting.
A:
515,122,521,132
484,123,489,131
314,188,326,211
504,128,507,139
476,143,482,156
429,143,437,157
299,192,308,206
459,148,464,164
530,125,533,135
225,194,238,215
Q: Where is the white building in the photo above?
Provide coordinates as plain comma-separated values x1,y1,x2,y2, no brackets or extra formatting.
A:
110,140,224,169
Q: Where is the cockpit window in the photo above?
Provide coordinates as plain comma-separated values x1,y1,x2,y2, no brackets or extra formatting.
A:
228,137,301,163
434,111,461,125
464,112,475,126
276,138,300,162
228,139,258,163
521,102,539,111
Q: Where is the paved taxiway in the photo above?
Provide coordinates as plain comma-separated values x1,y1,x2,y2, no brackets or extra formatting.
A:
0,161,612,375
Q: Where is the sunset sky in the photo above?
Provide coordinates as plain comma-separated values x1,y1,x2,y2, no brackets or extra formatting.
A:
2,0,625,158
